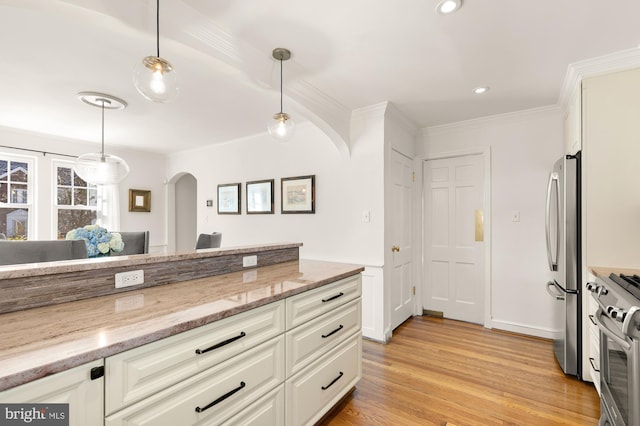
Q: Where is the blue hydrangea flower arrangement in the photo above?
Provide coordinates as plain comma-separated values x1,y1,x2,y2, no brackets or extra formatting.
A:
66,225,124,258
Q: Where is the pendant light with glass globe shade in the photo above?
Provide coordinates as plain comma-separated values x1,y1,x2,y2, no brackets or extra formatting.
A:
133,0,178,102
74,92,130,185
267,48,295,141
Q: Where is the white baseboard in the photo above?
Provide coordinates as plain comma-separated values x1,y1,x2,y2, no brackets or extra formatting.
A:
490,319,554,339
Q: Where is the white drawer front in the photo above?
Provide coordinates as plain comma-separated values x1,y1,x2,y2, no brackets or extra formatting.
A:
220,384,284,426
286,274,361,329
106,300,284,414
0,360,104,426
286,298,361,376
285,333,362,426
106,336,285,426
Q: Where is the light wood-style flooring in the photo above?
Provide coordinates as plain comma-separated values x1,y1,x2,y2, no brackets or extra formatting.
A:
323,316,600,425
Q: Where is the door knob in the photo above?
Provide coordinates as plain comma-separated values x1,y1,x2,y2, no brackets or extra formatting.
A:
391,245,400,253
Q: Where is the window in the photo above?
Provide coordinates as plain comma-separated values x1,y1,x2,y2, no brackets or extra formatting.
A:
55,163,97,239
0,154,34,239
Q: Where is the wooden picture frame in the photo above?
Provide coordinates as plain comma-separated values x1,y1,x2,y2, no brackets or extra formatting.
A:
246,179,274,214
128,189,151,212
217,183,241,214
281,175,315,214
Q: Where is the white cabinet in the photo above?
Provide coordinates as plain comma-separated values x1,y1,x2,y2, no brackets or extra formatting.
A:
285,274,362,425
0,273,362,426
285,333,361,426
106,301,284,414
575,67,640,386
0,359,104,426
564,82,582,155
587,293,601,394
105,337,285,426
105,273,362,426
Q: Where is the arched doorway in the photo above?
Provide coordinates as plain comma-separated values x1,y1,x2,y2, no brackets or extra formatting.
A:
166,172,197,252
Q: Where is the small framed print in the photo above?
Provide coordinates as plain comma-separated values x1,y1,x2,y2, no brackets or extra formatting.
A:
217,183,241,214
128,189,151,212
246,179,274,214
281,175,315,214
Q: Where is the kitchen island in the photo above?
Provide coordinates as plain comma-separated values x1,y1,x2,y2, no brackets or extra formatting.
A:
0,243,364,425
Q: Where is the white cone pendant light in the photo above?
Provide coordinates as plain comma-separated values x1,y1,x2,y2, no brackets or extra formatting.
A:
267,48,295,141
133,0,178,102
74,92,130,185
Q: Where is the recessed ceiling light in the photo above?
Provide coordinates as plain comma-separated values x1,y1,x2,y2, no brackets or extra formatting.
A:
436,0,462,14
473,86,490,95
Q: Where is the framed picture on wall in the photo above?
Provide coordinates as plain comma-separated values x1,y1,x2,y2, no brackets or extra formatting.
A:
128,189,151,212
281,175,315,214
246,179,274,214
217,183,241,214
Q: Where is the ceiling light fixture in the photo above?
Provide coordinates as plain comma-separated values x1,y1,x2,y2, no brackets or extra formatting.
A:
267,48,295,142
133,0,178,103
74,92,130,185
436,0,462,14
473,86,490,94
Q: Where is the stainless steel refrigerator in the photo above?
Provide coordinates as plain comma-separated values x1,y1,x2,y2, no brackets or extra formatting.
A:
545,152,582,378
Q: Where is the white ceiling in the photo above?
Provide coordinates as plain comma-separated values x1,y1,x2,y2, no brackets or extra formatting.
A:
1,0,639,154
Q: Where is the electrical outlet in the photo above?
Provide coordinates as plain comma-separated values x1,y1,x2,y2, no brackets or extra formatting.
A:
115,270,144,288
243,255,257,267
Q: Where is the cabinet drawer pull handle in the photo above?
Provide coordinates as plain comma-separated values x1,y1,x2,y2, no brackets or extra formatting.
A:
589,357,600,373
322,292,344,303
322,324,344,338
195,332,246,355
195,381,246,413
321,371,344,390
589,314,597,326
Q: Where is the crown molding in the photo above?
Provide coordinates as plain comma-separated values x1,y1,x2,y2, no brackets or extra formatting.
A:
558,47,640,111
424,105,561,137
384,102,419,136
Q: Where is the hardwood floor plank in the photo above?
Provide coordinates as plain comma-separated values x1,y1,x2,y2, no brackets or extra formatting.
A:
323,316,600,426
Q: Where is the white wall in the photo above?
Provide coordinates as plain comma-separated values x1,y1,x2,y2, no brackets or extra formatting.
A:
0,126,167,250
166,120,385,266
419,107,564,337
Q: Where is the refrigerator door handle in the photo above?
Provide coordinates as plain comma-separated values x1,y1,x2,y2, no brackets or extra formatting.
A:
545,172,559,271
546,281,565,301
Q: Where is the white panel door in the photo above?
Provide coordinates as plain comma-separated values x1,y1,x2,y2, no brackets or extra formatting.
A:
390,149,414,330
423,154,485,324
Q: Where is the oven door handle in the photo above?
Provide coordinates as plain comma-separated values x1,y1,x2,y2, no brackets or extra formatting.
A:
594,308,632,352
622,306,640,336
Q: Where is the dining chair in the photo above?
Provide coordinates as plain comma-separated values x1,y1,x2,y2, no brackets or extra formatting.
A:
0,239,88,265
195,232,222,249
111,231,150,256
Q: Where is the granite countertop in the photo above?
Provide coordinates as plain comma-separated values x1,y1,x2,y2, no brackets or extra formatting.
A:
590,266,640,278
0,259,363,391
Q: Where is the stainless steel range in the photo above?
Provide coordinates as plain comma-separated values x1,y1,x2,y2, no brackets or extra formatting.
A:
588,273,640,426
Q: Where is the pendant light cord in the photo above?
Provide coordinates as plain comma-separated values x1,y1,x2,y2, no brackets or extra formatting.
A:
156,0,160,58
100,100,106,160
279,58,283,113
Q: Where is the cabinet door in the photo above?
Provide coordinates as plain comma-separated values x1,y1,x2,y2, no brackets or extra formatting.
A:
286,298,361,376
286,333,362,426
286,275,361,329
106,300,284,414
564,83,582,155
105,336,285,426
0,359,104,426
